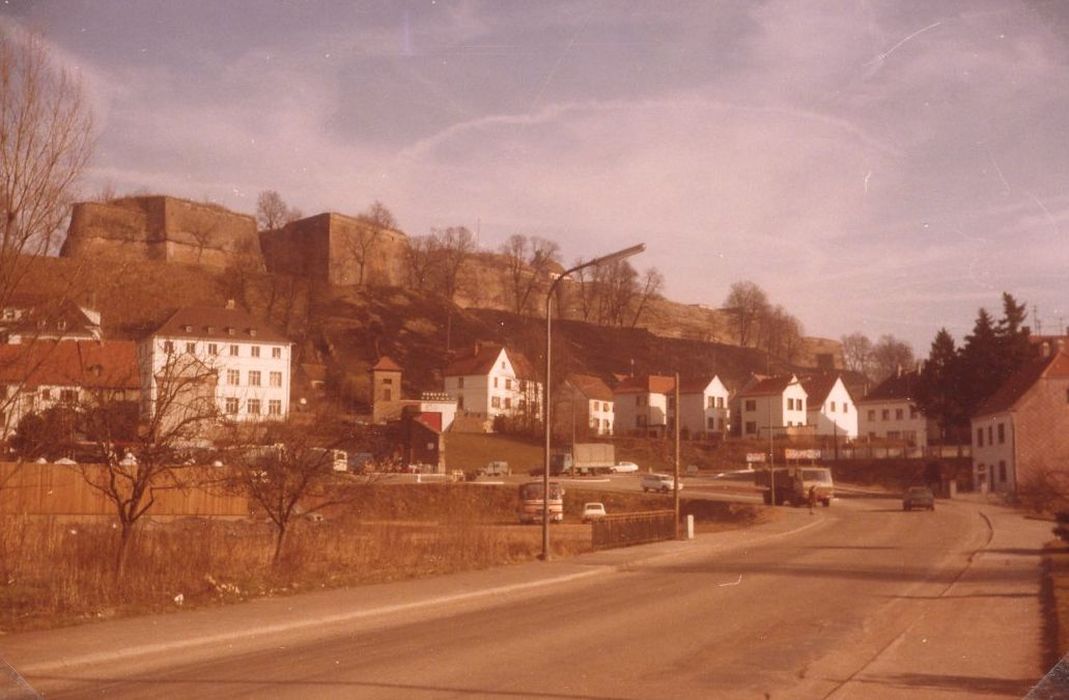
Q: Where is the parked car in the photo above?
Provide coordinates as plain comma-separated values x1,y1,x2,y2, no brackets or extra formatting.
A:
612,461,639,473
481,461,511,477
641,473,682,493
902,486,935,511
582,502,607,522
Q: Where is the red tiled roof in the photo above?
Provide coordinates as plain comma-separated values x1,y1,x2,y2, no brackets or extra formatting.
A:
372,356,403,372
800,374,841,406
974,350,1069,418
565,373,614,401
443,343,538,380
153,306,289,344
0,341,139,390
614,374,676,395
679,376,720,395
416,412,443,433
738,374,801,398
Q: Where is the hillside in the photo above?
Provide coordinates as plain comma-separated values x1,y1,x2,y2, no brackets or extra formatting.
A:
14,255,851,406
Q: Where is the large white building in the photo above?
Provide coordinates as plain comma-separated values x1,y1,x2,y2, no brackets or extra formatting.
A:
613,374,675,437
561,373,615,437
737,374,807,437
138,304,292,423
802,374,858,439
857,369,938,447
679,376,731,438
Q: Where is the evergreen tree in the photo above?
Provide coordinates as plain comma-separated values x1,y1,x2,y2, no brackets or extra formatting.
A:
958,308,1002,419
916,328,962,440
995,292,1033,374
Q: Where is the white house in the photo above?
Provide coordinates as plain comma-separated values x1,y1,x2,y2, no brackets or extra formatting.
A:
442,343,542,421
802,374,858,439
678,376,730,437
857,369,938,447
1,295,102,345
0,340,140,439
737,374,807,437
561,373,615,437
613,374,675,436
138,303,292,423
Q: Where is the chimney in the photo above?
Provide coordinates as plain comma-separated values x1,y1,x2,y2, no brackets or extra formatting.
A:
225,299,236,310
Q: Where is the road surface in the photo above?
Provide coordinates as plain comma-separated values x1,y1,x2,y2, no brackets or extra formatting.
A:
2,496,1051,699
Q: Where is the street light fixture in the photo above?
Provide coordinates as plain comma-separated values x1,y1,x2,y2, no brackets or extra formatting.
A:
541,243,645,561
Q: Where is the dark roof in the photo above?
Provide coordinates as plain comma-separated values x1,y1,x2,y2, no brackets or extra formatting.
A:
738,374,801,398
679,376,721,395
800,374,843,406
1,296,100,338
614,374,676,395
153,306,289,344
860,370,921,403
974,350,1069,418
443,343,537,380
0,340,139,390
565,374,614,401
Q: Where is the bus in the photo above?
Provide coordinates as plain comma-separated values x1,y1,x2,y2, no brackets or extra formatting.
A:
518,480,565,523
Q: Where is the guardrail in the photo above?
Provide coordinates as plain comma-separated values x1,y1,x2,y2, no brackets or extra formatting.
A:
591,510,675,551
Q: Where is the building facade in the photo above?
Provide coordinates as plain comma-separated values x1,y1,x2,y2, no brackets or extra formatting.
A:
442,343,542,422
802,374,858,439
560,374,615,437
678,376,730,437
857,370,937,447
613,374,675,437
737,374,807,437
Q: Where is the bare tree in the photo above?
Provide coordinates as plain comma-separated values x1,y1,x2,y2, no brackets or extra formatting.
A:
0,29,92,302
185,218,220,263
841,332,874,376
344,224,381,286
500,234,561,316
357,200,398,230
761,305,804,362
599,260,639,326
223,418,352,564
723,281,770,347
77,351,222,576
255,190,302,231
871,334,915,382
405,235,439,291
572,260,601,322
432,226,476,301
629,267,664,328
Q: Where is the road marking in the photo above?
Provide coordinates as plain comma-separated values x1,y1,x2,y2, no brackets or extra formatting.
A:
20,568,606,675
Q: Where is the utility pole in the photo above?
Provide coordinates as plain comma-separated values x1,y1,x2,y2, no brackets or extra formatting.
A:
674,372,681,539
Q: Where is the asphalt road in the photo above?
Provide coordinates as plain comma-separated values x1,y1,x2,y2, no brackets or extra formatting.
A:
5,497,1051,699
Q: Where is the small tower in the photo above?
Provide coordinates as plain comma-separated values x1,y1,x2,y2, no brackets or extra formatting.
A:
370,356,403,423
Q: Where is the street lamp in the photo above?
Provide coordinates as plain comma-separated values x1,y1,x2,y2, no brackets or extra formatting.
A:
541,243,645,561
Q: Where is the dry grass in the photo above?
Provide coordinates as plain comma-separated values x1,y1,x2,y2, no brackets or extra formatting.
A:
0,483,762,632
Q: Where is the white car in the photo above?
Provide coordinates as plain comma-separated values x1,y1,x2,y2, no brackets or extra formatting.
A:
612,461,639,473
582,502,607,522
641,473,681,493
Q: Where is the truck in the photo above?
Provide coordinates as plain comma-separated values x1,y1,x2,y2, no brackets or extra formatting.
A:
550,443,616,476
754,466,834,506
517,480,565,523
480,461,511,477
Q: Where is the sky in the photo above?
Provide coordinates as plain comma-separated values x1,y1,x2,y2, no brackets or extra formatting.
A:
3,0,1068,353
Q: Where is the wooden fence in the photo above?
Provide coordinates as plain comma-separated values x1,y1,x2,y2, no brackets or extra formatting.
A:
0,462,249,518
591,510,676,551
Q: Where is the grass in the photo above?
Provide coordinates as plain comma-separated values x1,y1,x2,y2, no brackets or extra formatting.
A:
1045,540,1069,668
0,483,763,632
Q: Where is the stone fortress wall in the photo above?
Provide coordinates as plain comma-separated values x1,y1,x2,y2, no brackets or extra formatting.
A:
61,196,259,268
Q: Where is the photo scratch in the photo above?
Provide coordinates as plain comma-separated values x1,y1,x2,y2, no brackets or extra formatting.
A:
864,21,942,74
719,575,743,587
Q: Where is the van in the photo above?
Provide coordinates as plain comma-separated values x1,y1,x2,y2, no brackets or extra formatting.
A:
481,461,511,477
641,473,681,493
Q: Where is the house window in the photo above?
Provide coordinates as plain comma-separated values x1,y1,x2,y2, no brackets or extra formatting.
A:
60,388,78,403
745,421,757,435
272,347,282,359
798,400,804,412
268,399,281,415
227,370,239,386
882,409,889,421
163,340,174,353
493,377,499,388
383,388,392,401
230,345,239,356
251,346,260,358
745,400,756,411
504,397,512,409
830,401,836,412
457,377,464,389
987,426,993,445
504,378,512,390
887,430,900,440
977,427,983,447
868,409,875,422
383,377,393,385
270,371,282,387
895,408,903,420
247,399,261,415
249,371,261,387
707,417,715,430
501,361,506,369
57,320,68,331
40,388,52,401
186,342,196,354
717,397,725,408
208,343,219,355
786,398,793,410
225,398,239,415
707,396,715,409
997,423,1005,444
491,396,501,408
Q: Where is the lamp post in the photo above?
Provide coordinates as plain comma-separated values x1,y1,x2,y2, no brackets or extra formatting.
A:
541,243,645,561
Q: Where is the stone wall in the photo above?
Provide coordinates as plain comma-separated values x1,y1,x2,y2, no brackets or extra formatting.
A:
60,196,259,269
